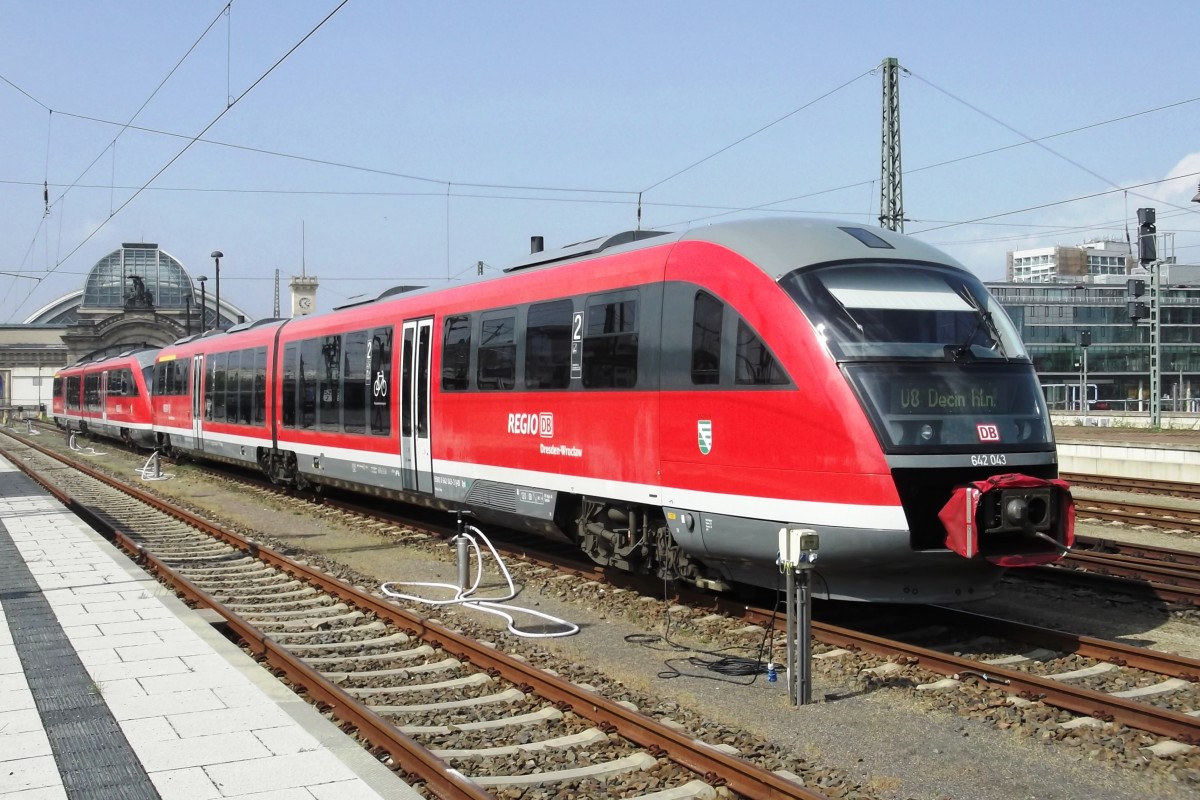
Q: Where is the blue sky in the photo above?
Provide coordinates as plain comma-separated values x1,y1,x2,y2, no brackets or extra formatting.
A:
3,1,1199,323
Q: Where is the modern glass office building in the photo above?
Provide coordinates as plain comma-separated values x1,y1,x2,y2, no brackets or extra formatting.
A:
987,280,1200,412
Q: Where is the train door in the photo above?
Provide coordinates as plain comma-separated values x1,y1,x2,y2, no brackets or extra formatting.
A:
400,318,434,493
190,355,205,451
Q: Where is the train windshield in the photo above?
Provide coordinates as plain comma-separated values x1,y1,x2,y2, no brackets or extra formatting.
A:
781,261,1050,451
779,262,1028,363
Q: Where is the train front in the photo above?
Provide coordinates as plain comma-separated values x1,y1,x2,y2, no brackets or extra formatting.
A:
779,256,1074,600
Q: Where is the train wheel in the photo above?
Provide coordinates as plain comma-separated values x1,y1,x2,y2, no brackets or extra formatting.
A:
576,500,725,590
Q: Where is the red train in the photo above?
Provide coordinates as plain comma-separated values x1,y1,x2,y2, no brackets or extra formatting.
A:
51,348,158,448
66,218,1076,602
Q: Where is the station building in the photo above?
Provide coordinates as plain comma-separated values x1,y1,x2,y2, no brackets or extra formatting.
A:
0,243,250,411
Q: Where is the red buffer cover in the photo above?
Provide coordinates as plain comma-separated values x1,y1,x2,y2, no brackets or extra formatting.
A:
938,473,1075,567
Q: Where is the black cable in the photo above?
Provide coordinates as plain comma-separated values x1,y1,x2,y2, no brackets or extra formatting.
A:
623,572,784,685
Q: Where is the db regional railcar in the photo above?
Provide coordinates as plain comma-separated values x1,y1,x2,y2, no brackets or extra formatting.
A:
151,217,1074,602
149,320,284,472
52,349,158,447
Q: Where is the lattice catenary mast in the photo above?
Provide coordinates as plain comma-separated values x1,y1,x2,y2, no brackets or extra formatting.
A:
879,57,904,232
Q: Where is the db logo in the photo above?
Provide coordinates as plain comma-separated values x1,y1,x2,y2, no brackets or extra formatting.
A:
976,424,1001,442
508,412,554,438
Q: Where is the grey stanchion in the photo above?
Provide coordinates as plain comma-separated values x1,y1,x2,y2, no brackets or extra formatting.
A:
137,449,173,481
454,510,473,591
779,527,819,706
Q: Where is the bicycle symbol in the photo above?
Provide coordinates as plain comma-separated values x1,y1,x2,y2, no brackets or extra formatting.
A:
373,370,388,397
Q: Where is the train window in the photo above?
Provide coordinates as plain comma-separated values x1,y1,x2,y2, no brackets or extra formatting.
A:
583,293,638,389
400,327,413,436
343,330,368,434
53,376,62,398
478,311,515,390
226,350,242,423
319,336,341,430
735,320,788,386
176,357,192,396
66,376,81,409
370,326,393,436
281,344,298,428
417,324,431,437
300,338,320,429
84,374,100,411
239,349,254,424
525,299,573,389
442,315,471,391
155,363,169,396
203,357,215,421
211,352,227,422
691,292,723,385
254,347,267,425
345,331,368,433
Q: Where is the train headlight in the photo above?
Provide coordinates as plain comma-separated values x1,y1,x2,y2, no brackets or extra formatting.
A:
919,424,934,441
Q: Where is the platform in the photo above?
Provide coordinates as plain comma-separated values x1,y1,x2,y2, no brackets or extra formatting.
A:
0,454,421,800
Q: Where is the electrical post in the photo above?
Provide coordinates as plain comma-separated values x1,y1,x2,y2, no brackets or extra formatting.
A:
1079,330,1091,423
1136,209,1161,427
779,527,819,706
1130,209,1160,426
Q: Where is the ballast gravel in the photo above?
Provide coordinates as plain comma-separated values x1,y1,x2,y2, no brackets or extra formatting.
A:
57,446,1200,800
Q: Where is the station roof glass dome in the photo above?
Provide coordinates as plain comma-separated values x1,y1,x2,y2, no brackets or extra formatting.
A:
81,242,195,310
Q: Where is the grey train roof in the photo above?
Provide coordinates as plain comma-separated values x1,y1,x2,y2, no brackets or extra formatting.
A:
504,217,966,281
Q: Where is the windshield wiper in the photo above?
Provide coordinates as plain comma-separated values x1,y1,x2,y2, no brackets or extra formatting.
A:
952,286,1008,361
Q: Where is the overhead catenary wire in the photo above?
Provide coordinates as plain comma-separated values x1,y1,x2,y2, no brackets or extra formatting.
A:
6,58,1195,239
906,68,1200,218
659,103,1200,232
8,0,351,321
46,2,234,217
911,169,1200,235
640,65,878,196
4,47,1199,320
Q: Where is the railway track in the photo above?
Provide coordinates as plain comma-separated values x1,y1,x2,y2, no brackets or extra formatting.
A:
809,605,1200,749
1063,472,1200,502
1032,536,1200,606
1072,496,1200,536
0,432,828,800
7,425,1200,767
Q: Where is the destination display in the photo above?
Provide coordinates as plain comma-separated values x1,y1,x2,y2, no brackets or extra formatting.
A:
888,378,1014,416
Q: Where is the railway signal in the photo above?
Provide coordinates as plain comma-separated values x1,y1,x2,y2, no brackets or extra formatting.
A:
1127,278,1147,325
1137,207,1157,265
